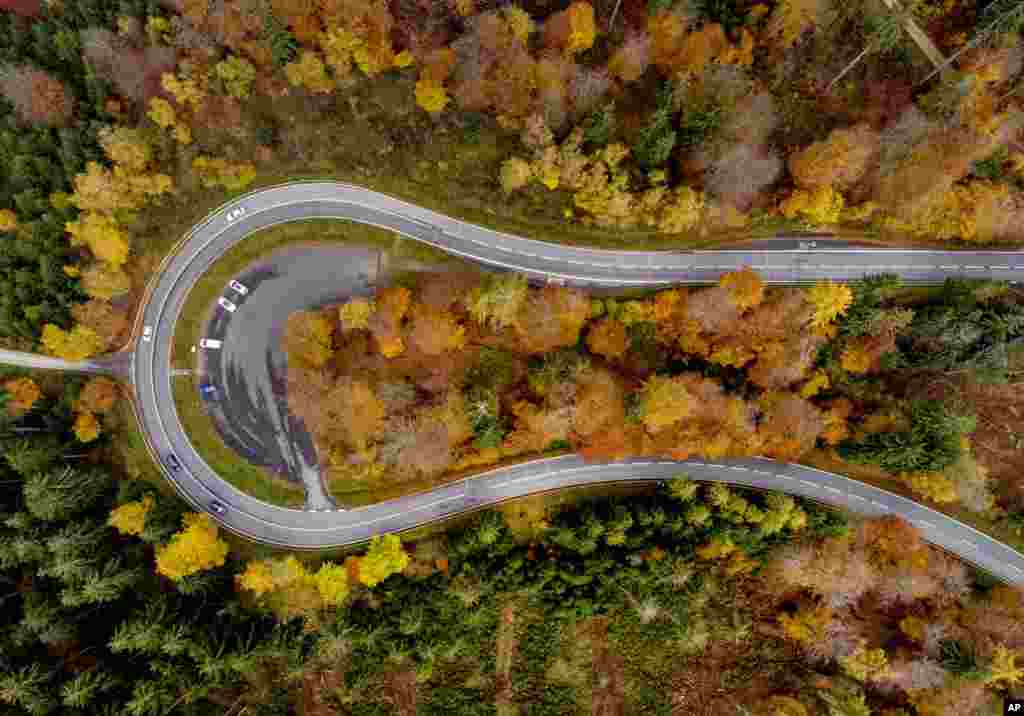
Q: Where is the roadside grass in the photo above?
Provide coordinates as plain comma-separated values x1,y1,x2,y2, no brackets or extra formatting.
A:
170,374,306,508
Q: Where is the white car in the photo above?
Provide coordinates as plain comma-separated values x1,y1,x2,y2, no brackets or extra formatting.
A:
218,297,237,313
228,279,248,296
199,338,222,349
226,207,246,222
142,325,153,342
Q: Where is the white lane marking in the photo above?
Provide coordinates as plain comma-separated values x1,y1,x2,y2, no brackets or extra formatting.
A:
823,486,842,495
348,493,465,528
798,480,817,488
848,494,867,502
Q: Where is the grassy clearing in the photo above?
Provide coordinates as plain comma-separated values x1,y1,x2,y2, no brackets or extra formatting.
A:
170,374,306,508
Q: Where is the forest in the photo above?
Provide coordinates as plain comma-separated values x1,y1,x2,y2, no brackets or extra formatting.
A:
2,369,1023,715
1,0,1024,361
283,269,1024,539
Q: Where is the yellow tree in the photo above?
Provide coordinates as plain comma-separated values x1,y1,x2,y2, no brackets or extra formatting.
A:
214,55,256,99
40,324,105,362
3,377,40,416
718,268,765,311
767,696,809,716
66,212,130,266
358,535,409,587
108,495,154,537
99,126,152,174
313,563,350,606
415,80,450,113
338,298,374,331
0,209,16,232
73,412,101,443
155,512,229,580
806,280,853,329
779,186,845,225
81,263,132,301
192,156,257,191
543,1,597,55
986,645,1024,687
284,51,334,94
639,375,695,432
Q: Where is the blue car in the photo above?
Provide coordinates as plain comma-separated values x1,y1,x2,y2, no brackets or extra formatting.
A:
200,384,219,400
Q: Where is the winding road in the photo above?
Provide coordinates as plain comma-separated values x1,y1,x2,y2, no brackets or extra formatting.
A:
26,179,1021,583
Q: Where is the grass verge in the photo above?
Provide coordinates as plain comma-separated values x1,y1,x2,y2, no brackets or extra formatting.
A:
171,373,306,508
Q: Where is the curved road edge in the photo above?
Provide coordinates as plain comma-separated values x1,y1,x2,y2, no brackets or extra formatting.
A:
127,182,1024,584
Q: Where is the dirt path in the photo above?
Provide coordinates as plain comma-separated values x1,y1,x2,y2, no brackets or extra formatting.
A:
589,619,625,716
383,669,417,716
496,605,518,716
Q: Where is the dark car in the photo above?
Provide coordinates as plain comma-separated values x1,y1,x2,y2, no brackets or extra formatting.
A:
163,454,182,471
209,500,227,516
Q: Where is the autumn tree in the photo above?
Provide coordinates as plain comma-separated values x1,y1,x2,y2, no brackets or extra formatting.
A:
465,273,528,330
789,124,880,190
191,156,257,191
77,377,119,415
765,0,832,50
639,375,695,433
513,286,591,353
806,280,854,329
0,65,75,126
0,208,17,233
284,50,334,93
214,55,256,98
368,286,411,358
719,267,764,311
66,213,130,267
154,512,229,580
3,377,40,416
779,186,845,225
108,495,154,537
284,311,334,368
358,535,410,587
338,297,374,331
40,324,105,362
586,317,628,360
609,32,650,83
408,304,466,355
73,412,101,443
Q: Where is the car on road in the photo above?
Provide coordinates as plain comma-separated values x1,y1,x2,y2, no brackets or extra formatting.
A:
199,338,222,349
228,280,248,295
209,500,227,515
199,384,219,399
163,453,182,471
217,297,237,313
226,207,246,222
142,325,153,342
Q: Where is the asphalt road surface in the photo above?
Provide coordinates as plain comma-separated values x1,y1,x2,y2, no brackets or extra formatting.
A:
105,180,1024,582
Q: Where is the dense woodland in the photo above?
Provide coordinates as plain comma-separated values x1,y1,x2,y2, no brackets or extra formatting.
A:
0,0,1024,358
2,372,1024,714
284,270,1024,532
